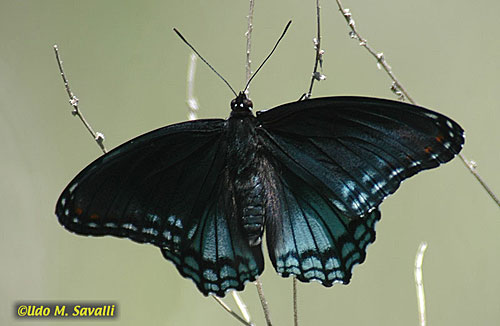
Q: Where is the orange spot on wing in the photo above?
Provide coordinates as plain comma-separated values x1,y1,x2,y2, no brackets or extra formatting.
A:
90,213,99,220
75,207,83,215
424,146,433,153
435,134,444,143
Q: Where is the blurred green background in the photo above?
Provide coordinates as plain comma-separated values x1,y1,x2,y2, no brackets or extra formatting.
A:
1,0,499,325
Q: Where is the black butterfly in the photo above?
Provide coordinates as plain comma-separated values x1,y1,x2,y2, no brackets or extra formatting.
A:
56,92,464,297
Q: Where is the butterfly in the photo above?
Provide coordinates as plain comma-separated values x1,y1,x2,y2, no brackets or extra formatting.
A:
56,91,464,297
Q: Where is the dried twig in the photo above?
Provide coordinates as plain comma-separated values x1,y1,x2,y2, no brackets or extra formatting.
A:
255,278,273,326
292,276,298,326
305,0,325,99
457,154,500,207
244,2,275,324
334,0,414,103
186,53,199,120
212,295,254,326
232,291,254,325
245,0,255,91
334,0,500,209
53,45,107,154
414,242,428,326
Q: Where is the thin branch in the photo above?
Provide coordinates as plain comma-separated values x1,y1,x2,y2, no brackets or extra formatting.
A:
414,242,428,326
245,0,255,93
186,53,199,120
293,276,298,326
457,154,500,207
212,295,253,326
244,4,274,325
255,278,273,326
334,0,414,104
243,4,273,323
53,45,107,154
305,0,325,99
334,0,500,209
232,291,254,325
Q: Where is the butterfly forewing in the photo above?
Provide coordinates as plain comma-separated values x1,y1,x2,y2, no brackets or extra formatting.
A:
257,96,464,218
57,119,224,243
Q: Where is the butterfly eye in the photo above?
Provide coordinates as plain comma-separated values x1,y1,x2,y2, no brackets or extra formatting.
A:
230,99,236,108
244,99,253,109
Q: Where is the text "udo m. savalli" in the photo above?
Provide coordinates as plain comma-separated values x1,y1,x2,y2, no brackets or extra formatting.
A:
16,304,116,318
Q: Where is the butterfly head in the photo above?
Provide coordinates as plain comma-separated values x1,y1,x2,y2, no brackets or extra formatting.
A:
230,91,253,117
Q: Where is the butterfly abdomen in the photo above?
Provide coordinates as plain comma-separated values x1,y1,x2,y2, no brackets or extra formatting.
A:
234,174,266,246
226,115,275,247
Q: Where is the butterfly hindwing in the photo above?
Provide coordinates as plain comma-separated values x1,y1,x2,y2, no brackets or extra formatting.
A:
263,152,381,285
257,96,464,217
161,177,264,296
56,119,264,297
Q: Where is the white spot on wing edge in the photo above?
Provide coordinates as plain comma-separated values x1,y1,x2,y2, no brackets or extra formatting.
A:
68,183,78,194
122,223,138,232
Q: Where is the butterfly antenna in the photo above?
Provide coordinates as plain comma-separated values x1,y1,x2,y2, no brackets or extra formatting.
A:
173,28,238,97
244,20,292,93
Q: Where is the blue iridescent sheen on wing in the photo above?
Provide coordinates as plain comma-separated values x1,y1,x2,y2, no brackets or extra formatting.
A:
56,119,264,297
264,162,381,285
257,96,464,218
257,96,463,284
161,188,263,296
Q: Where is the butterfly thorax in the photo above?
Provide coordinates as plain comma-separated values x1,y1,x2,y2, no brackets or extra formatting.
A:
226,104,273,247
